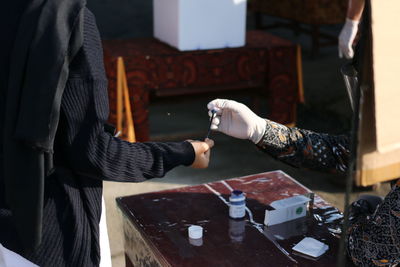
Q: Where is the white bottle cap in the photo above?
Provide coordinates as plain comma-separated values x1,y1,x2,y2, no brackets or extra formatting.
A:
188,225,203,239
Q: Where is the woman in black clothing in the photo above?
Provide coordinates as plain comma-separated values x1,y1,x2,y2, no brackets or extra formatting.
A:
207,99,400,266
0,0,213,266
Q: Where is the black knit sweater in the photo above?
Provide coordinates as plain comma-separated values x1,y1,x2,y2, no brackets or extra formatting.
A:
0,8,194,267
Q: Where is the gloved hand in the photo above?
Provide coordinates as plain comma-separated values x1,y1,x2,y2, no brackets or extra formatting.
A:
338,18,360,59
207,99,266,144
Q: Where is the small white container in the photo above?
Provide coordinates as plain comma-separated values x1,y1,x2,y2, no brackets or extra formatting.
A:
153,0,247,51
188,225,203,239
264,195,311,226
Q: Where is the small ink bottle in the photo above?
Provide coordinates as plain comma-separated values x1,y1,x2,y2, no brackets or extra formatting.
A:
229,190,246,219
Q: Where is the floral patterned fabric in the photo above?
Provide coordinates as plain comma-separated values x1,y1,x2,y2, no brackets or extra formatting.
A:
257,119,349,173
347,181,400,266
257,119,400,266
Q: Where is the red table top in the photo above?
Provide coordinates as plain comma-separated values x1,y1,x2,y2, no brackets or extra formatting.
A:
117,171,348,266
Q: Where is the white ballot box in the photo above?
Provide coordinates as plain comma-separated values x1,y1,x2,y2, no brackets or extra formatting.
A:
153,0,247,51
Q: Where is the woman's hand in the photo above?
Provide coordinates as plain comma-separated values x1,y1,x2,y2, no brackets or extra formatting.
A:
207,99,266,143
189,138,214,168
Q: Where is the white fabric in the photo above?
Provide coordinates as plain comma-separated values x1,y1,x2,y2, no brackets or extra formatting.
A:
99,197,112,267
338,18,360,59
0,199,112,267
292,237,329,258
0,243,38,267
207,99,266,144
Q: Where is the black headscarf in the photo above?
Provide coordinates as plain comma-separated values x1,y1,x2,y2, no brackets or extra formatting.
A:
2,0,85,252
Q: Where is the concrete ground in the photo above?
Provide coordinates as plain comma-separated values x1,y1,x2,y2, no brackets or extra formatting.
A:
87,1,392,266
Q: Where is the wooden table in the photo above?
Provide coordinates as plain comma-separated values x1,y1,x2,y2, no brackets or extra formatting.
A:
103,31,301,142
117,171,349,266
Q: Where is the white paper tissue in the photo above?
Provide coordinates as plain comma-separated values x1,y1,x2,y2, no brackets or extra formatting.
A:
292,237,329,258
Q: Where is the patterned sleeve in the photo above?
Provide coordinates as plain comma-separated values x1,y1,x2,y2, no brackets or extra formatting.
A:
256,119,349,174
346,181,400,266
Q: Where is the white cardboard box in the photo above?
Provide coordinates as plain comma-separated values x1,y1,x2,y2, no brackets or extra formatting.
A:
264,195,311,226
153,0,247,51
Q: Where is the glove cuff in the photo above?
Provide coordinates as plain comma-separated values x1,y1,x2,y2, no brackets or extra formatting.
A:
250,118,267,144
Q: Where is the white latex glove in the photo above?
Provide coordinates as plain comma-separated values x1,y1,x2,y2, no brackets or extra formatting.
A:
207,99,266,144
338,18,360,59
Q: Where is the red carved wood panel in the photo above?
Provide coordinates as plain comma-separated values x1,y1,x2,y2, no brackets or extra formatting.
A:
103,31,299,141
